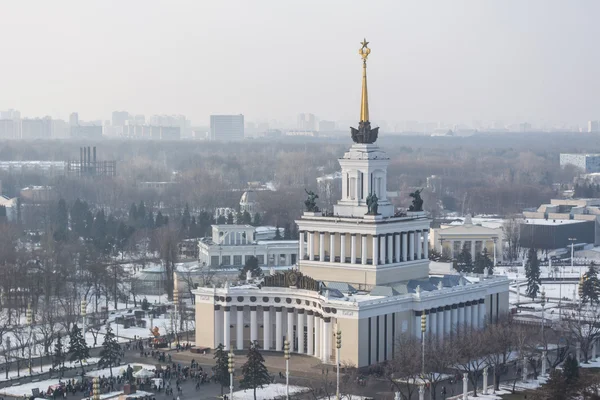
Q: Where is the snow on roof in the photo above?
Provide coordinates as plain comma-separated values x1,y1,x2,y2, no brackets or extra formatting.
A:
523,218,585,226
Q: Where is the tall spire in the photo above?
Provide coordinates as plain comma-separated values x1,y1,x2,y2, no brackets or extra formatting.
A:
350,39,379,144
359,38,371,122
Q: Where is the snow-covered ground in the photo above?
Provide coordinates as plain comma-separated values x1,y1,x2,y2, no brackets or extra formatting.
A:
85,363,157,378
232,383,307,399
0,358,99,382
0,378,68,397
81,389,154,400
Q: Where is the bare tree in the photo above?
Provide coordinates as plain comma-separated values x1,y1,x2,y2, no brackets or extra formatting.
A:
156,226,179,300
484,316,516,390
385,333,422,400
502,218,522,262
453,329,488,397
424,335,457,400
561,304,600,363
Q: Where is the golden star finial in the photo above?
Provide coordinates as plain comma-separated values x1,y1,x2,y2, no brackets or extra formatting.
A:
359,38,371,62
361,38,369,48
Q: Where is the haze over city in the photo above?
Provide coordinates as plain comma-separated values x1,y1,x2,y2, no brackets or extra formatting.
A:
2,0,600,128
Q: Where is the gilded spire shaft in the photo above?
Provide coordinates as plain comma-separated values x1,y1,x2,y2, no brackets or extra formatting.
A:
359,39,371,122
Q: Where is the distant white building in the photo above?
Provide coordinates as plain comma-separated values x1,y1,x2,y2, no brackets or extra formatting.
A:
560,153,600,173
0,195,18,221
198,224,300,268
239,190,258,215
210,115,244,141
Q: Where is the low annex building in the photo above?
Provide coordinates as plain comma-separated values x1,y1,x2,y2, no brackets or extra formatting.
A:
194,40,509,367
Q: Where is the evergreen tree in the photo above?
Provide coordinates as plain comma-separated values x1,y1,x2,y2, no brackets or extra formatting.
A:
189,216,198,238
212,343,230,395
145,211,155,230
525,248,541,299
283,222,291,240
455,242,473,273
239,256,263,280
252,212,261,226
156,211,165,227
274,223,282,240
236,210,244,225
539,369,568,400
84,210,94,239
116,222,129,254
581,263,600,305
563,354,579,385
242,211,252,225
68,324,90,373
98,325,121,377
217,215,226,225
137,201,147,222
54,199,68,241
128,202,138,225
239,341,271,400
473,248,493,274
52,335,66,377
181,204,191,234
227,212,234,225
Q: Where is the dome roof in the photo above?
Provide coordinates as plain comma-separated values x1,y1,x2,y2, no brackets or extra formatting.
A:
240,190,258,204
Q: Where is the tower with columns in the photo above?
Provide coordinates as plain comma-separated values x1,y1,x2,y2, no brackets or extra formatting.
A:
193,39,510,368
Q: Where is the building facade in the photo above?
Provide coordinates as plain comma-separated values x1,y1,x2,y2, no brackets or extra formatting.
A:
560,153,600,173
210,115,244,141
194,40,509,367
198,224,299,268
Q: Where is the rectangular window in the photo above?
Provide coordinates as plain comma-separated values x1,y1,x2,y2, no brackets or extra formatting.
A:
211,256,219,267
233,255,242,266
245,255,253,264
346,173,349,197
376,316,380,363
384,314,388,361
221,255,231,266
360,172,364,199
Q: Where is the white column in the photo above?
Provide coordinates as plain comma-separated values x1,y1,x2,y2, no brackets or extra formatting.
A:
444,307,451,336
430,311,437,336
483,367,488,395
309,232,315,261
415,313,422,338
409,231,415,261
307,311,314,356
297,310,305,353
437,308,444,337
470,240,475,262
250,306,258,343
465,303,472,328
387,234,393,264
263,307,271,351
340,234,346,263
416,231,422,260
451,306,458,333
462,373,468,400
236,306,244,350
379,235,386,264
315,314,321,357
395,233,401,263
298,231,305,261
402,232,408,262
276,308,283,351
329,233,335,262
351,234,357,264
458,305,465,331
423,231,429,259
319,232,325,261
286,308,295,345
223,306,231,350
323,317,332,363
361,235,367,265
372,235,378,266
478,300,486,327
214,305,223,348
472,302,479,329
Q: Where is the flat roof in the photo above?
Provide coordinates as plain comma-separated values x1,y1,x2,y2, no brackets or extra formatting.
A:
522,218,586,226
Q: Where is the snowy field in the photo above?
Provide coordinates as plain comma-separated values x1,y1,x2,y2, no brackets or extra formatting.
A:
232,384,308,399
85,363,157,378
0,358,99,382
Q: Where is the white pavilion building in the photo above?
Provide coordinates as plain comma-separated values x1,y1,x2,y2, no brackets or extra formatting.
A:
194,40,509,367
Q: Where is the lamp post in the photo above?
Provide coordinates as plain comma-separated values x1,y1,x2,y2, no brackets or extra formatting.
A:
284,338,291,400
492,237,498,266
569,237,577,274
336,330,342,400
540,287,546,345
81,299,87,344
173,290,179,348
228,351,235,400
421,314,426,377
26,303,33,375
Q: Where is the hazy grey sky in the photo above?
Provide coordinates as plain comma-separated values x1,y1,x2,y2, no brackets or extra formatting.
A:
2,0,599,126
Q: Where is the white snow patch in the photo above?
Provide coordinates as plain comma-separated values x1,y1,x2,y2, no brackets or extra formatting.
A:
232,383,307,399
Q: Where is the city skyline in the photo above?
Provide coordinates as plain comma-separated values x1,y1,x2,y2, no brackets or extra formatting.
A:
2,1,600,128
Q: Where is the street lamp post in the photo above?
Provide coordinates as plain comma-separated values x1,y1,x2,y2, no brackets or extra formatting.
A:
336,330,342,400
421,314,426,377
492,237,498,267
93,377,100,400
540,287,546,344
228,351,235,400
173,290,179,348
284,338,291,400
26,303,33,375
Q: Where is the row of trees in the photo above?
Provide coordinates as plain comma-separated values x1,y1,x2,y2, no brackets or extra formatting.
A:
452,244,494,275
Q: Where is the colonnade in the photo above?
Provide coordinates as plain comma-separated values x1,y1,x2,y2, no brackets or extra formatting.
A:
446,239,498,262
299,230,429,266
414,299,486,338
214,305,335,363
